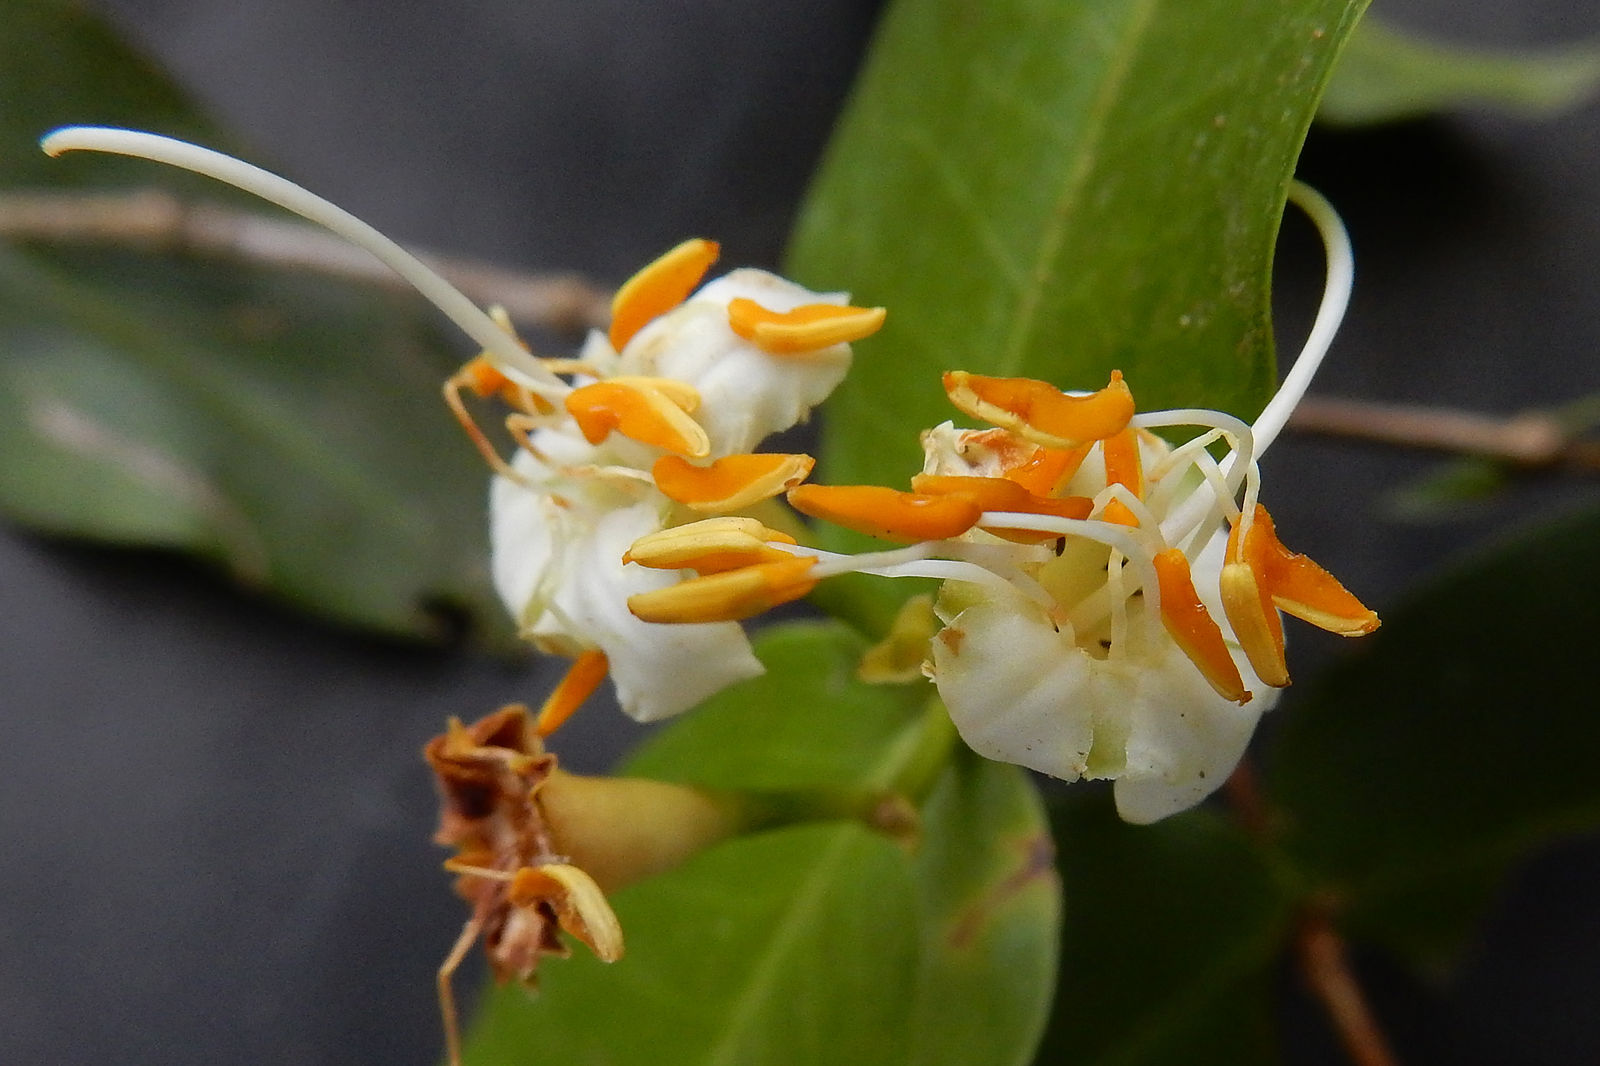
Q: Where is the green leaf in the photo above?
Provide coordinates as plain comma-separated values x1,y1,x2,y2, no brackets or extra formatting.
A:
1319,18,1600,125
461,621,1061,1066
789,0,1370,501
1264,504,1600,971
1034,792,1292,1066
0,0,505,639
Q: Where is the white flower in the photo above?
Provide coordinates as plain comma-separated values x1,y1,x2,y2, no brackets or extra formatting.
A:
628,184,1379,822
41,128,883,728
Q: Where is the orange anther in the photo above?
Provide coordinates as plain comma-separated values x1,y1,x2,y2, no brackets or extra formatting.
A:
609,238,721,350
1154,549,1250,704
506,863,625,962
1003,443,1091,497
1220,509,1290,688
653,452,815,512
725,298,887,354
1100,427,1145,527
1233,505,1380,636
627,556,819,623
787,483,983,543
943,370,1136,449
459,354,509,398
565,380,710,457
623,517,798,574
532,650,610,737
909,474,1092,543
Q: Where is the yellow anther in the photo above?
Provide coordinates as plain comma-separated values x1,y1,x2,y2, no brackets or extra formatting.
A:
623,516,799,574
1003,442,1091,497
1220,508,1291,688
787,483,983,543
1231,504,1380,637
533,650,610,738
653,452,815,512
725,298,886,355
1153,549,1250,704
565,379,711,457
604,375,700,413
627,556,820,623
908,474,1092,543
507,863,625,963
609,238,720,351
943,370,1136,449
1100,427,1146,527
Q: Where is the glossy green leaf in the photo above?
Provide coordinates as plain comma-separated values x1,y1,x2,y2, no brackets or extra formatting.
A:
789,0,1370,501
1265,504,1600,970
462,621,1061,1066
1034,792,1291,1066
1319,18,1600,125
0,0,505,639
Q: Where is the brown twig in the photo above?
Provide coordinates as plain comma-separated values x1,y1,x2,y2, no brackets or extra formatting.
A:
1288,395,1600,472
1222,759,1402,1066
0,188,612,334
1296,910,1403,1066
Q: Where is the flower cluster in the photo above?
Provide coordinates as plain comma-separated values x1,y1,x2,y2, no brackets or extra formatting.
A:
456,238,884,724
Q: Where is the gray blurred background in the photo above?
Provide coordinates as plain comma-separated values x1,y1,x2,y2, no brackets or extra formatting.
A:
2,1,1597,1063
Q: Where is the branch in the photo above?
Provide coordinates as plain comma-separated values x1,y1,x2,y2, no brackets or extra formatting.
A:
1288,396,1600,472
1223,759,1403,1066
0,188,611,334
1296,910,1403,1066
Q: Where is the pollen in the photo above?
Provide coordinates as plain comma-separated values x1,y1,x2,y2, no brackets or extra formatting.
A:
627,556,819,623
787,483,983,542
653,452,815,512
1153,549,1250,704
609,237,720,350
565,379,711,458
533,650,610,737
725,298,887,354
943,370,1136,449
623,516,799,574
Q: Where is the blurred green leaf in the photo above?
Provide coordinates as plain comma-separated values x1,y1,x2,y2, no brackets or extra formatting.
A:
789,0,1369,502
462,621,1060,1066
1265,504,1600,970
1034,793,1291,1066
1319,18,1600,125
0,0,505,639
1385,457,1508,521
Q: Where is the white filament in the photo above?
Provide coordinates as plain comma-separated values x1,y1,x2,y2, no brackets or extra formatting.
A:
1253,181,1353,455
40,126,566,395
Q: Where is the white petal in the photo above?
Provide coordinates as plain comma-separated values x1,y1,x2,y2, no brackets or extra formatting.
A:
615,269,852,455
545,504,763,722
929,587,1098,782
1111,640,1277,824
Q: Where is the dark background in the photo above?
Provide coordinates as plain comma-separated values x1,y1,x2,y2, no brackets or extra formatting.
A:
2,0,1597,1063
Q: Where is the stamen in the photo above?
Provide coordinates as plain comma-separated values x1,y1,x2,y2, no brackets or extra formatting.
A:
787,483,984,543
40,127,566,396
1099,428,1145,526
1002,442,1091,497
725,299,887,354
943,370,1135,449
609,238,720,351
506,864,625,963
565,380,711,457
1153,549,1250,703
653,453,815,512
910,473,1092,543
627,556,819,623
973,512,1162,615
1252,182,1354,455
624,516,799,574
533,651,610,737
1230,505,1379,636
1219,508,1290,688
